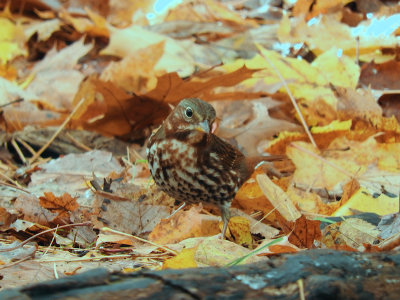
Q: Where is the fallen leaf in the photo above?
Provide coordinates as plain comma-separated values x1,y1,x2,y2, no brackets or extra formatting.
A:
162,247,198,269
332,188,399,217
149,206,220,244
39,192,78,222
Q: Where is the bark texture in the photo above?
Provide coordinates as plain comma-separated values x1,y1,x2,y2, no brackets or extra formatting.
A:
1,249,399,300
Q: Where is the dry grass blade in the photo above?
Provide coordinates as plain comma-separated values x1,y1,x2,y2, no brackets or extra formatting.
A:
28,97,88,164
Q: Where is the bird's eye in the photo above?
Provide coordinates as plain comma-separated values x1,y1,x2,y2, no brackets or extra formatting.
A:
185,106,193,118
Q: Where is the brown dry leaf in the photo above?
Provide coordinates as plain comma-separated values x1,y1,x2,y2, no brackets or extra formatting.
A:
340,178,361,204
23,18,61,42
0,206,17,231
279,215,322,249
60,7,109,38
101,25,195,77
71,76,169,138
29,150,124,204
26,38,92,111
213,98,299,156
0,78,62,131
360,59,400,90
142,65,260,104
339,218,380,251
165,0,257,28
92,193,170,236
149,206,220,244
107,0,156,26
100,41,165,93
321,222,358,251
0,249,143,289
14,193,59,227
39,192,78,222
0,241,37,264
335,86,383,125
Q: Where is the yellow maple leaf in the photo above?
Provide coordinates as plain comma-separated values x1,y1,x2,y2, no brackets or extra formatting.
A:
0,18,26,64
332,188,399,216
163,247,198,269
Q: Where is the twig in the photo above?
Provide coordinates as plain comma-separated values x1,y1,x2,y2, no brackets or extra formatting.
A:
29,97,87,164
53,262,59,279
11,138,27,164
298,278,305,300
256,44,317,148
37,254,133,263
15,137,38,157
65,132,92,152
0,180,30,194
0,222,91,252
101,227,177,256
0,172,23,188
355,36,360,66
0,98,23,108
40,225,59,259
0,255,32,270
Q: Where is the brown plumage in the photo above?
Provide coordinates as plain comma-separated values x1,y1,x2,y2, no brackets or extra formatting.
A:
147,98,281,237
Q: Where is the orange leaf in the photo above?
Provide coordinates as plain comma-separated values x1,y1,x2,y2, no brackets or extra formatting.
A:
39,192,78,221
279,215,322,249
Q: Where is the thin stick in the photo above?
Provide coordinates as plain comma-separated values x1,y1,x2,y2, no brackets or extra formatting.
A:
257,47,317,148
101,227,177,256
37,254,134,263
0,172,23,188
0,222,91,252
15,137,38,157
40,225,59,258
0,255,31,270
355,36,360,66
65,132,92,152
298,279,305,300
29,97,87,164
53,262,59,279
11,138,26,164
0,98,23,108
0,180,30,193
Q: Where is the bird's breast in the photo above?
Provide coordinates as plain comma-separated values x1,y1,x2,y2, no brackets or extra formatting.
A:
147,138,240,204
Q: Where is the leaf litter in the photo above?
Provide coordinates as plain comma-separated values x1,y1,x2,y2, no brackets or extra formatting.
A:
0,0,400,290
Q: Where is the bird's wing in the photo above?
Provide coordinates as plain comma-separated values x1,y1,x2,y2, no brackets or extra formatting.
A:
208,135,251,181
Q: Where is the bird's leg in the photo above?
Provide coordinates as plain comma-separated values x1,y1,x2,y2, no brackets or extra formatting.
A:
219,202,231,239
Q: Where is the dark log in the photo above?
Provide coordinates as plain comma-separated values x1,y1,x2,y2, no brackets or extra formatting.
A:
1,249,399,300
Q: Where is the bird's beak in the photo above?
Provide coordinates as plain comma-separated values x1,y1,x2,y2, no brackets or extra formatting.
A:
195,120,210,133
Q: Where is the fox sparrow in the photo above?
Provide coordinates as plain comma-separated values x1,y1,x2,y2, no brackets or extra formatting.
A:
147,98,280,238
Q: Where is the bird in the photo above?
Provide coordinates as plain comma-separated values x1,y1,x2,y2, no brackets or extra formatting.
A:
147,98,282,238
